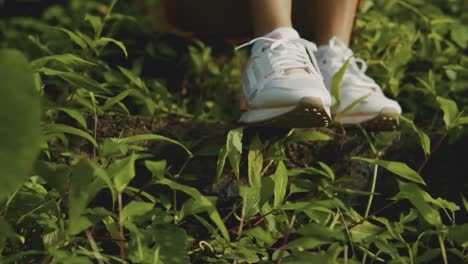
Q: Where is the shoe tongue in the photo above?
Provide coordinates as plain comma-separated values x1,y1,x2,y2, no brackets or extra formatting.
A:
252,27,300,53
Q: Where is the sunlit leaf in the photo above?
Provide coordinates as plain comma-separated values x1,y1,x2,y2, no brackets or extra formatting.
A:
352,157,425,185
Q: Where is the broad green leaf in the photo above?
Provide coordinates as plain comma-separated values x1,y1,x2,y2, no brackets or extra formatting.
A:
108,154,136,193
179,196,217,220
248,135,263,189
119,134,192,156
287,237,331,251
352,157,425,185
68,160,109,234
0,49,41,201
448,224,468,247
151,224,189,264
239,186,261,219
85,14,103,39
121,201,154,219
68,216,93,235
331,59,350,110
226,128,243,179
436,96,459,128
451,23,468,48
56,107,87,128
273,161,288,208
400,115,431,156
31,54,95,69
54,27,88,49
349,221,383,243
44,124,97,147
144,160,167,180
284,130,332,143
157,178,230,240
216,145,228,180
38,68,110,94
393,181,442,226
96,37,128,58
297,223,345,241
69,160,94,227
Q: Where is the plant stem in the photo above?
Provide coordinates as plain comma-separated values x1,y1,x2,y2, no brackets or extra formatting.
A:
276,214,296,264
364,164,379,217
85,229,105,264
438,234,448,264
118,192,126,260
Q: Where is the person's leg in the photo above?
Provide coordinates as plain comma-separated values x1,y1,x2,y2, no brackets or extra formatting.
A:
250,0,293,37
293,0,358,45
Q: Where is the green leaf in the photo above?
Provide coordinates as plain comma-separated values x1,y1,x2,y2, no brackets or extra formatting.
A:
119,134,192,156
38,68,110,94
455,116,468,126
393,181,442,226
226,128,243,179
118,66,147,91
284,130,332,143
144,160,167,180
85,14,103,39
248,135,263,189
102,89,135,110
297,223,345,241
157,178,230,241
273,161,288,208
53,27,88,49
0,50,41,201
331,59,350,110
216,145,228,181
108,154,137,193
400,115,431,156
349,221,383,243
121,201,154,219
56,107,87,128
239,186,261,219
451,23,468,48
436,96,459,128
44,124,97,147
352,157,425,185
151,224,190,264
31,54,95,69
448,224,468,247
68,160,108,234
96,37,128,58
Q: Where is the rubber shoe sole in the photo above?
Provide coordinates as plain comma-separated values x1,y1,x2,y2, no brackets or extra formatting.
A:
239,97,331,128
335,107,400,131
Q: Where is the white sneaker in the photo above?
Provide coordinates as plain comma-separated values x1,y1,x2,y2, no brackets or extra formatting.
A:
237,27,332,128
315,37,402,130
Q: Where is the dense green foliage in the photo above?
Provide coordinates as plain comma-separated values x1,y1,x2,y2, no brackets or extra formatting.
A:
0,0,468,263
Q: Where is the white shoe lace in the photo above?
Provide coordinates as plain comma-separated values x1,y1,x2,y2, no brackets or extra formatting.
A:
328,37,378,90
236,37,323,80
